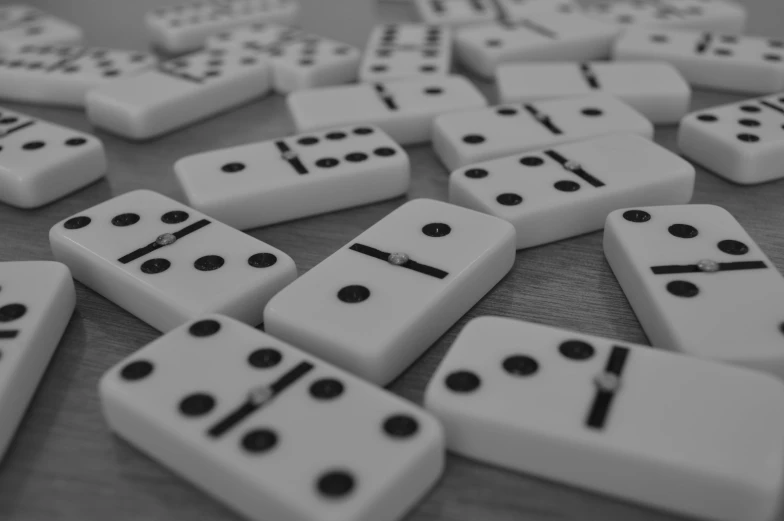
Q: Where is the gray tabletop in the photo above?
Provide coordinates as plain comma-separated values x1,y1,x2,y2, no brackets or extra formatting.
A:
1,1,783,520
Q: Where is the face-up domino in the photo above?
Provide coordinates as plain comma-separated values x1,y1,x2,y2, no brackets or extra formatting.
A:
264,199,515,385
604,204,784,377
0,5,83,53
449,133,694,249
496,61,691,124
100,314,444,521
358,24,451,83
287,75,487,146
613,29,784,94
583,0,746,34
145,0,299,54
424,316,784,521
495,0,582,21
412,0,499,28
0,45,155,107
206,24,360,93
0,106,106,209
677,93,784,184
432,93,654,171
0,261,75,461
49,190,297,332
85,48,271,140
454,12,621,78
175,125,409,230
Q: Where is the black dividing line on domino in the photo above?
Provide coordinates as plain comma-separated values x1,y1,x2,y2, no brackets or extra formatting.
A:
378,42,441,52
242,40,296,55
275,140,309,174
0,330,19,339
0,120,34,138
379,43,434,51
651,260,767,275
517,19,557,39
523,104,562,135
157,65,204,84
374,83,398,111
579,63,600,89
242,41,264,52
544,150,605,187
695,33,713,54
349,243,449,279
760,100,784,116
586,346,629,430
207,361,314,438
117,219,211,264
46,48,88,72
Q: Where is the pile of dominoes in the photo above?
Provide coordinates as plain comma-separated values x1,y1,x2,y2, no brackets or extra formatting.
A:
1,0,783,520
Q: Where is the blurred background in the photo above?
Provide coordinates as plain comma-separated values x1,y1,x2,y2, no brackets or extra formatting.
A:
15,0,404,49
17,0,779,53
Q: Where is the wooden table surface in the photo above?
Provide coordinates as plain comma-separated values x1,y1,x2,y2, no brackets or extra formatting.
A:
1,1,783,520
